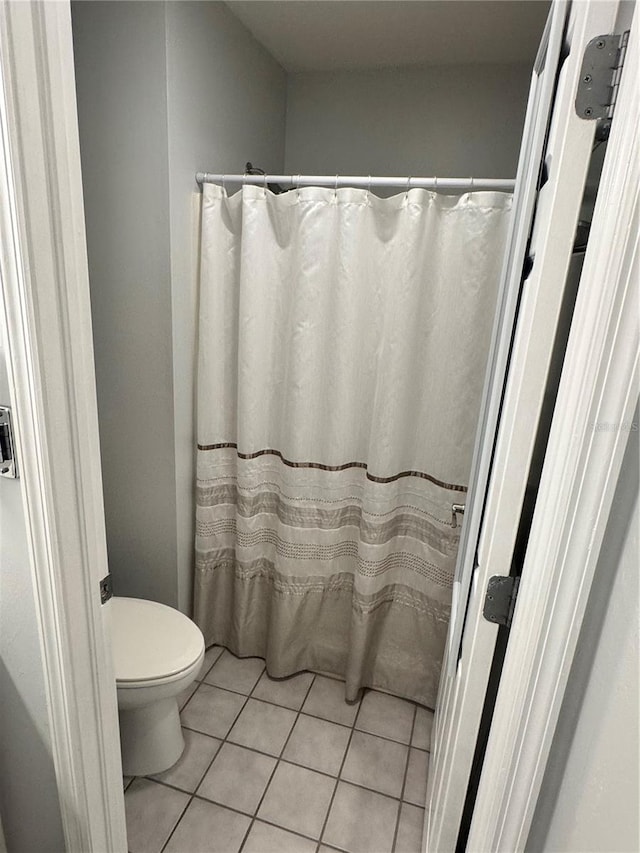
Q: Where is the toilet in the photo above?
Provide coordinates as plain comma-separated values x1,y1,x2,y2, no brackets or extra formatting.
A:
112,596,205,776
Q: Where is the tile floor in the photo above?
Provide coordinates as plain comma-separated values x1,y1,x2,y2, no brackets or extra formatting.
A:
124,646,434,853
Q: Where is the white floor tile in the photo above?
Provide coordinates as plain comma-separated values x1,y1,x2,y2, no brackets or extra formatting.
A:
323,781,398,853
163,798,250,853
197,645,224,681
356,690,415,744
243,820,317,853
198,742,276,814
403,749,429,807
227,698,297,756
282,714,351,777
124,778,188,853
395,802,425,853
341,730,408,798
252,670,315,710
258,762,335,840
302,676,360,726
150,728,220,792
180,683,245,739
411,706,434,751
203,649,265,694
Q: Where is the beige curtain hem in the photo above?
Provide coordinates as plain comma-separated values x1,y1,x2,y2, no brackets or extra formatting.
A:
194,563,449,707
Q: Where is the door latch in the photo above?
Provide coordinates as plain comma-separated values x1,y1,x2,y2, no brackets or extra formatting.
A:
99,574,113,604
0,406,18,479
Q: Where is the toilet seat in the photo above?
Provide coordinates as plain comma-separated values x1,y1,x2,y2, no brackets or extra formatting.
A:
112,596,204,687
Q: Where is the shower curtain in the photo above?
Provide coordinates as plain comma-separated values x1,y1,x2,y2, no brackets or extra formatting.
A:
194,182,511,706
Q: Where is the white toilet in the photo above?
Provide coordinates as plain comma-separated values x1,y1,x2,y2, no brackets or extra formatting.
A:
112,596,205,776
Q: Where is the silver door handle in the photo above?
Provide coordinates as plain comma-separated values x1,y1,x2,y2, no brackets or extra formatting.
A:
0,406,18,478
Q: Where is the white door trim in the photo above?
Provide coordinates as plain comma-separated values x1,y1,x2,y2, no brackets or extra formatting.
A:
0,2,127,850
426,3,622,849
468,18,638,851
446,0,567,674
0,1,635,851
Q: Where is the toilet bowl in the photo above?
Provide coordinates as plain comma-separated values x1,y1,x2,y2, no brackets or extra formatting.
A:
112,596,205,776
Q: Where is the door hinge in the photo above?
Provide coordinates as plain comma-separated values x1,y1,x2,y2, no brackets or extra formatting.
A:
575,31,629,122
483,575,520,628
99,574,113,604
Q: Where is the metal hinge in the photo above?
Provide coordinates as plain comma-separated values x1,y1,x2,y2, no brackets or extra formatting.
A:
483,575,520,628
575,31,630,122
99,574,113,604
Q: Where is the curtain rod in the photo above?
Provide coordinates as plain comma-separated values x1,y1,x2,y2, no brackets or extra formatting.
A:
195,172,516,193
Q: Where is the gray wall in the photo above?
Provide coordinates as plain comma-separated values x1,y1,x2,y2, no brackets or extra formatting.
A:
73,9,530,612
72,1,286,611
165,1,286,611
527,413,639,853
0,335,65,852
73,0,177,607
284,64,532,179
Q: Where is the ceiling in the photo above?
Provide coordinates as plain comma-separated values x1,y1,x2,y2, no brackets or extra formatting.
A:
225,1,550,72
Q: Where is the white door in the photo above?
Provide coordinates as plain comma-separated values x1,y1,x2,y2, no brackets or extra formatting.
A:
0,329,68,850
427,0,624,849
0,1,127,849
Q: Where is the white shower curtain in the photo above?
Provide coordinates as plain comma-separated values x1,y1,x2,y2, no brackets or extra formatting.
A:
194,183,511,705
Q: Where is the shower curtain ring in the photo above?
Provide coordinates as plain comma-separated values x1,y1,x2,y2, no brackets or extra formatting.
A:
469,176,475,192
433,176,438,192
221,174,226,193
334,174,339,197
263,173,268,197
406,176,412,194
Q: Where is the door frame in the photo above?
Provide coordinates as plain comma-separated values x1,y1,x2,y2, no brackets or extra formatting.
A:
0,2,636,852
427,1,629,848
0,2,126,850
467,17,638,849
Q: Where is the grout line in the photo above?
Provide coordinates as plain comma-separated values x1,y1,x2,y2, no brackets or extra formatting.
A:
157,789,191,852
392,705,417,853
126,653,428,853
198,646,435,713
237,672,318,852
191,684,420,749
159,660,267,853
189,646,224,689
136,778,327,849
315,688,367,853
176,683,198,715
138,770,334,848
165,681,417,850
352,723,418,750
199,649,430,742
235,811,321,848
182,706,421,751
148,757,413,809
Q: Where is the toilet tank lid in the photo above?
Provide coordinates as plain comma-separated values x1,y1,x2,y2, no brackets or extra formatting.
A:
112,596,204,683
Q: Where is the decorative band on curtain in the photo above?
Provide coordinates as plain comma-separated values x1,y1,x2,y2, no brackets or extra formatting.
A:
194,183,511,706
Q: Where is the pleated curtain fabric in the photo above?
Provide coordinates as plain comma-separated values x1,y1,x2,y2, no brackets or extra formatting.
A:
194,182,511,706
